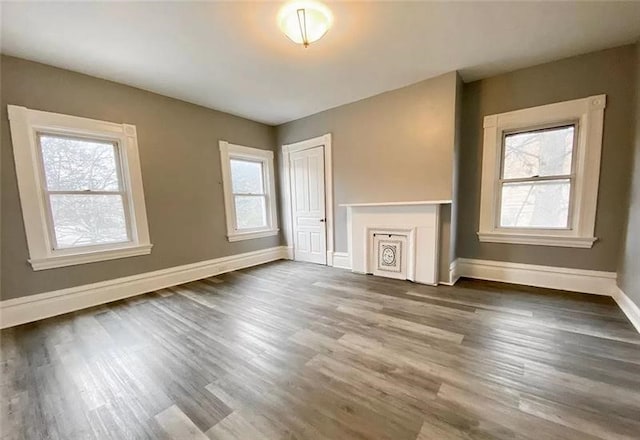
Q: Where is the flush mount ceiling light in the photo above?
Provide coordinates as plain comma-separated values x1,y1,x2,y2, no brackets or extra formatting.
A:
277,1,333,48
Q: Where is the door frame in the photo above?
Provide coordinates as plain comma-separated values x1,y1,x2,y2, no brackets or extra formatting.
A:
281,133,334,266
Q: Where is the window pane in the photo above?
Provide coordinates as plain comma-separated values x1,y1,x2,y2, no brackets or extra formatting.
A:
39,134,121,191
49,194,129,248
500,179,570,228
230,159,264,194
503,126,574,179
234,195,267,229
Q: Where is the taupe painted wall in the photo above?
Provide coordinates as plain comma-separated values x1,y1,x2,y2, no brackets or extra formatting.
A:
277,72,459,280
618,42,640,307
5,44,635,302
1,56,279,300
449,73,463,266
457,45,637,272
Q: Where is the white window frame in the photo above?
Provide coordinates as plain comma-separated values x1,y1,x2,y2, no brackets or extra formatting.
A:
219,141,278,242
478,95,606,248
8,105,152,270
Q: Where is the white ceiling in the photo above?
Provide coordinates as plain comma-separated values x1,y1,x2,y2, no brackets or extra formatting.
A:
2,1,640,125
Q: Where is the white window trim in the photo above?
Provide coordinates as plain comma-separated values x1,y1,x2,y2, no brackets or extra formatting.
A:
478,94,606,248
7,105,152,270
219,141,279,242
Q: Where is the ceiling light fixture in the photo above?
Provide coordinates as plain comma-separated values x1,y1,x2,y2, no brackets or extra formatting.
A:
277,1,333,48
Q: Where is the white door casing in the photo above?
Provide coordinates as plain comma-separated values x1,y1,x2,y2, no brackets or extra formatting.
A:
290,146,327,264
282,133,334,266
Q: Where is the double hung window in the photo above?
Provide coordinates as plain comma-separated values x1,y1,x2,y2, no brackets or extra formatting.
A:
219,141,278,241
478,95,606,248
8,106,152,269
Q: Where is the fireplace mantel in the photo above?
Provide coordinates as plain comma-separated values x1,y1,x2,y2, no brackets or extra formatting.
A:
340,200,452,207
344,201,446,285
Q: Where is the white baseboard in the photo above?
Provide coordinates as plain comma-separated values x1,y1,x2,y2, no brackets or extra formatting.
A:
0,246,290,329
326,250,334,267
332,252,351,270
439,259,460,286
613,287,640,333
284,246,294,260
456,258,617,296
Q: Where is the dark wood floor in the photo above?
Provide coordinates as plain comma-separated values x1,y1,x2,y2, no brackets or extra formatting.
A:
2,261,640,440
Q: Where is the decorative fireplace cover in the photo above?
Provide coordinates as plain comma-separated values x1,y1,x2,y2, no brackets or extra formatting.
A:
377,240,402,272
372,233,407,280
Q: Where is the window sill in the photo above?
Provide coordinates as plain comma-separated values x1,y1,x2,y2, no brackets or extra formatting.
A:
29,244,153,271
477,232,596,248
227,229,279,242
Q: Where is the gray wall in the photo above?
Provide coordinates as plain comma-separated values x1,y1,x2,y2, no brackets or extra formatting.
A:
457,45,638,272
1,56,279,300
618,42,640,307
450,73,463,266
4,44,636,302
277,72,459,280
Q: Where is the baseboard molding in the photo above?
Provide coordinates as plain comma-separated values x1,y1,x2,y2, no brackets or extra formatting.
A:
332,252,351,270
457,258,617,296
284,246,294,260
439,259,460,286
613,287,640,333
0,246,290,329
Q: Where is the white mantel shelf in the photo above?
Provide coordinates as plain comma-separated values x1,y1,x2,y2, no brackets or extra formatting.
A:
340,200,452,207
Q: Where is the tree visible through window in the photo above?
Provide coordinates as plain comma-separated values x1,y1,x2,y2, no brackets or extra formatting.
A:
39,134,130,248
8,105,152,269
499,125,575,229
478,95,605,248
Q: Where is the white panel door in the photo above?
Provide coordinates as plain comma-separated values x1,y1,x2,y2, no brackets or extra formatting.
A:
290,146,326,264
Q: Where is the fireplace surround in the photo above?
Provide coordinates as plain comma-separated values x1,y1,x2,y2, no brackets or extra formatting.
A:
341,200,451,285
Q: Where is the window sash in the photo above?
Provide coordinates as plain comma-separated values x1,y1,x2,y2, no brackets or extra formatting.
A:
232,190,267,196
497,182,575,230
45,189,125,195
43,192,133,250
219,141,278,242
232,194,269,231
36,133,125,192
229,157,265,195
232,193,267,200
229,155,271,231
36,134,135,251
499,173,574,184
477,95,605,248
497,178,573,230
500,122,577,179
8,105,153,269
496,123,578,231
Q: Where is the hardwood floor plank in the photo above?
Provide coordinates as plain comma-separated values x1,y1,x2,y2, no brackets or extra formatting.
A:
436,383,604,440
417,417,490,440
336,305,465,343
406,289,534,317
474,309,640,344
518,393,640,440
305,353,439,411
337,332,523,408
155,404,209,440
205,410,268,440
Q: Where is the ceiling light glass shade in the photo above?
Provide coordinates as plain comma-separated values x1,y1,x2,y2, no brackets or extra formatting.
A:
278,1,333,47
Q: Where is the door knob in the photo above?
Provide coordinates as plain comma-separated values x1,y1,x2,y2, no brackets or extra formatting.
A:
320,218,326,222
